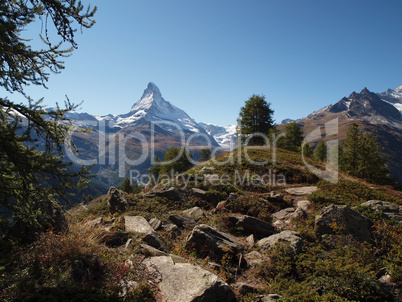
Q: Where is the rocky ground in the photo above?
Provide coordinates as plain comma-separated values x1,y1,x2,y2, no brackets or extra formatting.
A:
70,176,402,301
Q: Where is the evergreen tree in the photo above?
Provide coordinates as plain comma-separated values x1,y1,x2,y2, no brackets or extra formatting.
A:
302,141,314,158
0,1,96,236
314,140,327,162
340,123,391,184
340,123,360,175
118,177,143,194
119,178,133,194
238,94,274,146
198,148,212,161
277,122,304,152
148,156,162,184
160,147,194,175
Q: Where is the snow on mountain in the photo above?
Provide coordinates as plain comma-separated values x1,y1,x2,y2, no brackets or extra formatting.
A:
377,84,402,115
199,122,237,150
123,82,201,132
66,82,209,135
280,118,302,125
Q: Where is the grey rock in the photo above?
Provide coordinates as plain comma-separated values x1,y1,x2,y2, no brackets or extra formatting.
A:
169,214,197,228
149,217,162,231
228,214,275,238
107,187,130,214
201,166,216,172
144,187,188,203
384,213,402,222
284,186,318,196
143,256,236,302
361,200,401,213
260,294,283,301
119,280,138,297
244,251,265,267
162,223,182,237
290,207,307,220
125,216,154,234
125,238,133,249
246,234,255,248
361,200,402,222
191,187,207,198
183,206,205,218
185,224,244,258
258,231,304,253
272,208,296,220
143,231,169,253
297,200,312,211
315,204,373,242
125,216,169,252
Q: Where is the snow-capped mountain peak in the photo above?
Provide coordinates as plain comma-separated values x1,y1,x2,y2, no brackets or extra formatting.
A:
130,82,163,112
395,84,402,93
125,82,202,132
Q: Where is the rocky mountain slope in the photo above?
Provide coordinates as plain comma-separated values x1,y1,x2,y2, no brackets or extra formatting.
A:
297,85,402,182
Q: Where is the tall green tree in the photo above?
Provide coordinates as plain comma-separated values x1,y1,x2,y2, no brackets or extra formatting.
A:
160,147,194,175
148,156,162,184
238,94,274,146
198,148,212,161
0,0,96,236
340,123,360,175
340,123,391,184
277,122,304,152
314,140,327,162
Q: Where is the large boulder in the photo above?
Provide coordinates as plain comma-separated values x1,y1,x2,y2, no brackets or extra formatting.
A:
257,231,304,253
144,187,188,203
143,256,236,302
124,216,169,252
107,187,130,214
185,224,244,259
228,214,275,239
315,204,373,242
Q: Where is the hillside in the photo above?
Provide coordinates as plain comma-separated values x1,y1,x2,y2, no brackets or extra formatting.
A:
2,147,401,301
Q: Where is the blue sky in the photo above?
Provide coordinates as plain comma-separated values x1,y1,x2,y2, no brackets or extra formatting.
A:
15,0,402,126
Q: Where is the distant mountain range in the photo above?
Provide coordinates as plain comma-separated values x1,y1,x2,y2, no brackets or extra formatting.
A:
65,82,402,184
